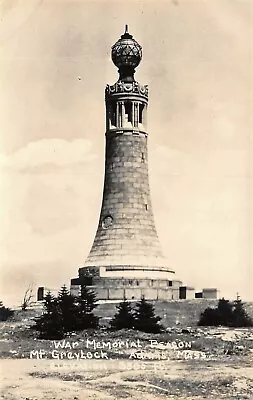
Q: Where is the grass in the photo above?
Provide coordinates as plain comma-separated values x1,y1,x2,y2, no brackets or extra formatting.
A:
1,300,253,399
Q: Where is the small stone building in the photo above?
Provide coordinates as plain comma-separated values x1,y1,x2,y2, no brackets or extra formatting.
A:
202,288,219,299
179,286,195,300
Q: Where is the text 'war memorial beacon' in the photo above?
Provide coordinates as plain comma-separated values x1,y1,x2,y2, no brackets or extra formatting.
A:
71,26,183,301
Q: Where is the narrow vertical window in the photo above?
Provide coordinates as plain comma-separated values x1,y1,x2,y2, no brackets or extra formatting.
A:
134,102,139,127
124,101,132,123
110,101,117,127
139,103,144,123
118,102,122,128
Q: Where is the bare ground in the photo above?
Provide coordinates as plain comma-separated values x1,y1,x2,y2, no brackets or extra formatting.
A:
1,302,253,400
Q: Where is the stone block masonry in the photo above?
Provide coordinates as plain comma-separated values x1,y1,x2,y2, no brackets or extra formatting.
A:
84,134,169,271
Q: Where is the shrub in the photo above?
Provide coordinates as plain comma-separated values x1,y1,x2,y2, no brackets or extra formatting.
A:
198,297,253,327
21,284,33,311
33,292,64,340
198,307,220,326
0,301,14,321
232,299,253,327
33,285,100,339
217,298,234,326
110,299,135,330
133,297,163,333
75,285,99,329
57,285,80,332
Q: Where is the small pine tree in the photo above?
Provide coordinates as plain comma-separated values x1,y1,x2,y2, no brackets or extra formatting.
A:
198,307,220,326
44,291,56,313
198,298,234,327
110,299,135,330
198,297,253,327
0,301,14,321
80,285,98,313
217,298,234,326
76,285,99,329
57,285,80,332
133,297,163,333
33,292,64,340
232,299,253,327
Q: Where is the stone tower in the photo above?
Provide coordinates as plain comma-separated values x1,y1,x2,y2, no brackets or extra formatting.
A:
71,27,181,300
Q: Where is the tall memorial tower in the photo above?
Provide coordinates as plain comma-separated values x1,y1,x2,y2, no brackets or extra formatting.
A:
71,27,181,300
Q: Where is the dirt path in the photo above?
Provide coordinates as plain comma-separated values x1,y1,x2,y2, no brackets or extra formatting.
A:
1,357,253,400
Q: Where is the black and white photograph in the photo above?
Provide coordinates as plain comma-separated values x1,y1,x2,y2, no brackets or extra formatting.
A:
0,0,252,399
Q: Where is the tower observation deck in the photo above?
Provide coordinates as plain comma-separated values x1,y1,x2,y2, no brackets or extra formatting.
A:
71,27,181,301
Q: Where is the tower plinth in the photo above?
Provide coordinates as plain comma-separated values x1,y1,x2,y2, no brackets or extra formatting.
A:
71,28,180,301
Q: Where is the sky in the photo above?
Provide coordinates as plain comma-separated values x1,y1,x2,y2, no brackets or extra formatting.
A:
0,0,252,307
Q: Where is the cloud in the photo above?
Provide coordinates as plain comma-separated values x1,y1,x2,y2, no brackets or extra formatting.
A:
0,138,97,170
0,137,101,273
150,144,248,179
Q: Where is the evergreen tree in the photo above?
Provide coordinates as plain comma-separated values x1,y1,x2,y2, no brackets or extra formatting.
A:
133,297,163,333
198,298,233,327
57,285,80,332
0,301,14,321
217,298,234,326
198,307,220,326
232,299,253,327
80,285,98,313
110,299,135,330
33,292,64,340
198,297,253,327
76,285,99,329
44,291,57,313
